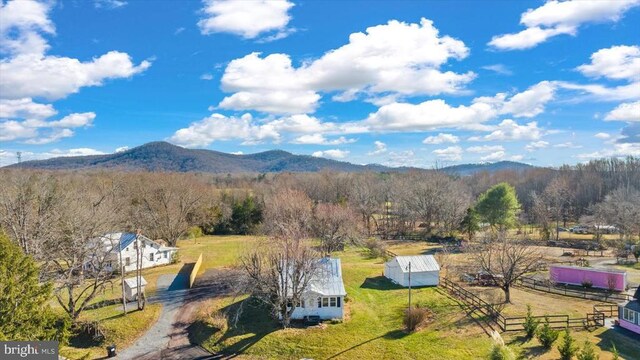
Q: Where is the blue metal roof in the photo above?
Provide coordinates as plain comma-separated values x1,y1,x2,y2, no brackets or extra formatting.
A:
117,233,137,250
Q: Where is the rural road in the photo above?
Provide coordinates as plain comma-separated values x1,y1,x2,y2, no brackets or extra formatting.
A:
116,271,214,360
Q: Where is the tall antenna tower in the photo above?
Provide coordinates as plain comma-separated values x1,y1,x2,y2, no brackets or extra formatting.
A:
16,151,22,163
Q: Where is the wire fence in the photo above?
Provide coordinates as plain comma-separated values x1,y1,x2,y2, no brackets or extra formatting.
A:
515,276,634,303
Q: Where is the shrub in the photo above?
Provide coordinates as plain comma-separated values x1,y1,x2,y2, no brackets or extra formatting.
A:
558,328,577,360
489,330,517,360
536,317,559,349
523,305,540,339
364,238,388,259
581,279,593,289
171,251,180,264
577,340,598,360
610,342,619,360
403,306,431,332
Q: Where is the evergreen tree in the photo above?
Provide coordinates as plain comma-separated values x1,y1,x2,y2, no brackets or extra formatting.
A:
536,317,559,349
558,328,577,360
0,231,68,342
522,305,540,339
577,340,598,360
459,207,480,241
475,183,521,231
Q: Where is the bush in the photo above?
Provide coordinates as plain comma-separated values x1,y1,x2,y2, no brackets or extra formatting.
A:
581,279,593,289
363,238,388,259
523,305,540,339
403,306,432,332
489,344,517,360
558,328,577,360
489,331,517,360
577,340,598,360
611,342,619,360
536,317,559,349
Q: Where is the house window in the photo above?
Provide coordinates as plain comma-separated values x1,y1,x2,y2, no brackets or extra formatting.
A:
623,308,636,323
125,257,130,266
163,251,168,259
150,253,154,261
322,297,329,307
330,297,337,307
301,299,306,308
317,297,322,308
337,297,341,308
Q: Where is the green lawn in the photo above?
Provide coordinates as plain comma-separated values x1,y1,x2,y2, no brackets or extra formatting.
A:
189,236,640,360
192,244,494,360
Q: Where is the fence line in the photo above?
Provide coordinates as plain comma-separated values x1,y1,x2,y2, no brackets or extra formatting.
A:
515,276,633,303
440,278,606,332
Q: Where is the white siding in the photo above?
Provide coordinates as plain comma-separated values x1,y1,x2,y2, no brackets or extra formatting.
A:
110,240,176,272
384,257,439,287
290,293,344,320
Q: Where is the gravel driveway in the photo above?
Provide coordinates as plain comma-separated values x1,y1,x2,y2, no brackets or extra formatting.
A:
116,273,189,359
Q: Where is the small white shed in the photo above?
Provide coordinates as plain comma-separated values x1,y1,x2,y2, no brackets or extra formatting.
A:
384,255,440,287
124,276,147,301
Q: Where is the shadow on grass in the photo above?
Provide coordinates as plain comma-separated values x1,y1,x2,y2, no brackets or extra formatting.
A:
360,276,404,290
189,297,278,358
594,326,640,359
325,329,409,359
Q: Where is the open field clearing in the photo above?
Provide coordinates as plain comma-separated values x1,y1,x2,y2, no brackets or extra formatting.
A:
183,236,640,360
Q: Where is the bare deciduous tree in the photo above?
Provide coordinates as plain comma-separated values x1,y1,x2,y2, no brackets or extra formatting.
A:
473,236,543,303
312,203,360,253
241,237,318,328
127,174,205,246
41,175,122,321
0,171,61,257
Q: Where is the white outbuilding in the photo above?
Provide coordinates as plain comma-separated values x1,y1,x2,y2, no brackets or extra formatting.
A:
384,255,440,287
124,276,147,301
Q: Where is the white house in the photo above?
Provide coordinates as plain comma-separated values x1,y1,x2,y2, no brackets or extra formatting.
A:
124,276,147,301
384,255,440,287
87,232,178,273
290,257,347,321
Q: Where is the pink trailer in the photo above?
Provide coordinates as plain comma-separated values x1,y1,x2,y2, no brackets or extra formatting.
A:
549,265,627,292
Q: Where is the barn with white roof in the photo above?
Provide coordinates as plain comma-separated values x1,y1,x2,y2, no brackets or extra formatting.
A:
384,255,440,287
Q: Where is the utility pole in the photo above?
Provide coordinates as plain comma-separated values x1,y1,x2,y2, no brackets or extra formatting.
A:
407,262,412,310
16,151,22,163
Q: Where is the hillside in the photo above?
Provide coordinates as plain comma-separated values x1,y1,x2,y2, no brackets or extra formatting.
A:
5,141,535,174
440,161,535,176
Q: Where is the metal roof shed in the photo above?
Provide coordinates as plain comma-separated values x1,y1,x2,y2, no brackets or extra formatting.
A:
384,255,440,287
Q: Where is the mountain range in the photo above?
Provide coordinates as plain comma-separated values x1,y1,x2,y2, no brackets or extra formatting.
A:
5,141,535,175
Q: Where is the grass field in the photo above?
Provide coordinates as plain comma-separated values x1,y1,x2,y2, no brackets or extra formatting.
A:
188,236,640,360
58,235,640,359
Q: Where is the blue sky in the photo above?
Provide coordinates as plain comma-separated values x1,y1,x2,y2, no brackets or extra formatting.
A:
1,0,639,168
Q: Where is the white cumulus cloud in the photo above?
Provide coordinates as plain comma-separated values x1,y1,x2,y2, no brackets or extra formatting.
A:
604,101,640,122
218,18,474,114
312,149,349,159
198,0,294,40
432,146,463,161
489,0,640,50
423,133,459,144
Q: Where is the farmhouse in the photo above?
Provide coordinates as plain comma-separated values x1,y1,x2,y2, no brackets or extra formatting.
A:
549,265,627,292
87,232,178,273
618,287,640,335
384,255,440,287
290,257,347,320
